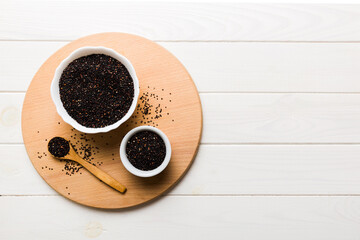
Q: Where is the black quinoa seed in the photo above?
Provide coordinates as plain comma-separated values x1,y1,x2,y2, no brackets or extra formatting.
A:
126,131,166,171
59,54,134,128
48,137,70,157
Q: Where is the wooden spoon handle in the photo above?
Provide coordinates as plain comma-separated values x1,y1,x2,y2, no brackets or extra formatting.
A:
75,156,127,193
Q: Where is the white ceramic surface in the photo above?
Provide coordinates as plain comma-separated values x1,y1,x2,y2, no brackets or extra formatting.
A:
120,126,172,178
50,46,140,134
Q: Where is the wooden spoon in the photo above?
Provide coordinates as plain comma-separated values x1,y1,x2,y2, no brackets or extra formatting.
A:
48,137,127,193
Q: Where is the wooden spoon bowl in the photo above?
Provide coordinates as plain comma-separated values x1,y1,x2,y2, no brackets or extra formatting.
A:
48,137,127,193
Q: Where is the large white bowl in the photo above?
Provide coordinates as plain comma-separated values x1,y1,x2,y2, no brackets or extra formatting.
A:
50,46,140,134
120,126,172,177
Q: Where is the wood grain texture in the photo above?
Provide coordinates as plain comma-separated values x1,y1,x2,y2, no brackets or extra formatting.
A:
4,41,360,93
7,93,360,144
202,93,360,143
3,2,360,41
2,196,360,240
0,93,23,143
4,144,360,195
3,2,360,239
0,145,54,195
21,33,202,208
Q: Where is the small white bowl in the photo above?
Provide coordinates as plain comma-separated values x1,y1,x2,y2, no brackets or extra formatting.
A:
120,126,172,177
50,46,140,134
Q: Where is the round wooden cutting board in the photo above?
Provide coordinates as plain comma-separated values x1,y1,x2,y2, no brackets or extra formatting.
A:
22,33,202,209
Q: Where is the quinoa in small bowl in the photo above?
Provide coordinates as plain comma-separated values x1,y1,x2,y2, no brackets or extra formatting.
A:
120,126,172,177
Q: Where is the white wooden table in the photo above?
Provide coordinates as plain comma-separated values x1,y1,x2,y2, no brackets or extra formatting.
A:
2,2,360,239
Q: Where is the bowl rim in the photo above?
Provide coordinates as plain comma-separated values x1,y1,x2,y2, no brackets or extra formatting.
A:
50,46,140,134
120,126,172,178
